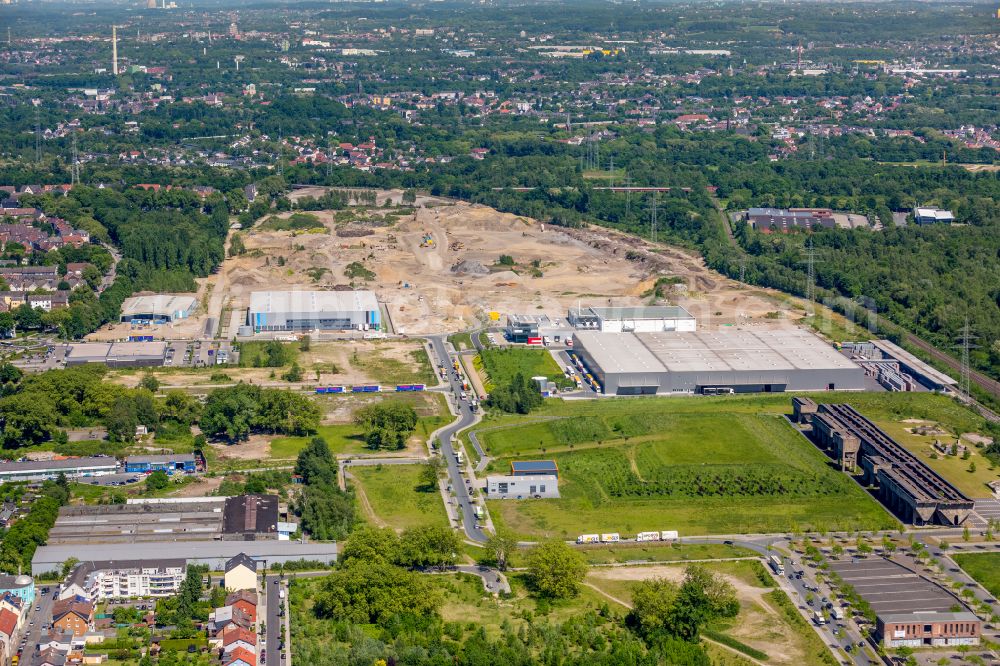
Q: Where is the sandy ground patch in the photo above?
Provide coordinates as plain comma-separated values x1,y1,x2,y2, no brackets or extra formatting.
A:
166,475,223,497
197,194,801,337
586,565,802,665
209,434,272,461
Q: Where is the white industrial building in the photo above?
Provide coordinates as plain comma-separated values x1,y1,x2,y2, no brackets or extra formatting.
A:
487,475,559,499
568,305,696,333
246,290,380,333
0,456,119,483
573,329,865,395
120,295,197,323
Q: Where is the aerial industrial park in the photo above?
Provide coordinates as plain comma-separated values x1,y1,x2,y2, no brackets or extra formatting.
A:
0,1,998,665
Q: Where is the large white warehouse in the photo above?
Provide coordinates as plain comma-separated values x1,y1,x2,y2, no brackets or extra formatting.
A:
247,290,380,332
573,329,865,395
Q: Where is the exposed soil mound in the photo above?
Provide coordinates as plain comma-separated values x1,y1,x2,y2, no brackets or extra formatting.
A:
451,259,490,275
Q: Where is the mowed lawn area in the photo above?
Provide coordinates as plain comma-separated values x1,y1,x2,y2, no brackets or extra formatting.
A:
953,553,1000,597
474,393,973,538
475,348,571,391
349,463,449,531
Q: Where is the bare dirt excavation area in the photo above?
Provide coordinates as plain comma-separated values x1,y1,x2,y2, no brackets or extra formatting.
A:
212,189,799,335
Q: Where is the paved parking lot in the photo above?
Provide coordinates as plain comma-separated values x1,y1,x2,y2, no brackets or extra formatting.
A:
828,558,960,614
973,499,1000,528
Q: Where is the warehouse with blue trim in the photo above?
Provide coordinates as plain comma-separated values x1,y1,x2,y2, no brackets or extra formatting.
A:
247,290,380,333
124,453,197,474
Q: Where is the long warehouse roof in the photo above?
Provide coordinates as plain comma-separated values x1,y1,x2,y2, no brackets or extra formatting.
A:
249,290,378,313
576,329,859,375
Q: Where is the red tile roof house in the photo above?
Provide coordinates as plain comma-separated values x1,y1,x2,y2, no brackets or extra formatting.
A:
225,646,257,666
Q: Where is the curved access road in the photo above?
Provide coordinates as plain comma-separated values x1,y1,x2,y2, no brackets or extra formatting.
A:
427,334,488,544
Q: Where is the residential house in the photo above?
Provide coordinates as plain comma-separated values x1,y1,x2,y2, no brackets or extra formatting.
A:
223,553,257,592
225,646,257,666
52,597,95,637
222,626,256,655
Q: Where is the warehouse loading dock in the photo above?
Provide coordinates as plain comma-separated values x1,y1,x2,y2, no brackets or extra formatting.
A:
572,329,865,395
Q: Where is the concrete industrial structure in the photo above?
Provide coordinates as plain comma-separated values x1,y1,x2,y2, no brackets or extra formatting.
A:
65,341,167,368
567,305,696,333
487,475,559,499
246,290,380,333
799,400,973,525
0,456,118,483
45,494,285,547
573,329,864,395
119,294,197,323
59,559,187,601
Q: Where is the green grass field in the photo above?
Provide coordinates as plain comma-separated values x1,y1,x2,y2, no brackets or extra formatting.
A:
269,413,448,459
349,463,449,531
352,345,436,385
475,393,985,538
476,347,571,391
953,553,1000,597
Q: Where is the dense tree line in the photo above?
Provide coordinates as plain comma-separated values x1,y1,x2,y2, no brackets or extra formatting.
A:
293,436,356,540
199,384,320,441
0,364,200,450
0,475,69,573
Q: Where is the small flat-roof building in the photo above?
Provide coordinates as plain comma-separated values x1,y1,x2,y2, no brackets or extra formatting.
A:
0,456,118,483
487,475,559,499
124,454,196,474
248,290,380,333
505,314,550,343
913,207,955,225
66,342,166,368
568,305,696,333
878,611,980,649
745,207,836,233
120,295,197,323
574,329,864,395
510,460,559,478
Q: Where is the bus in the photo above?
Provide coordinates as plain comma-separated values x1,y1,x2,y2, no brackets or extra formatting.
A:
768,554,785,575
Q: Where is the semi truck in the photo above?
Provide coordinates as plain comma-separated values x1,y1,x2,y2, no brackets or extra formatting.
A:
636,531,661,542
768,554,785,575
600,533,620,543
577,534,600,544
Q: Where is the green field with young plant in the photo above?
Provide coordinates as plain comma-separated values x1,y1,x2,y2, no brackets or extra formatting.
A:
475,347,571,391
473,393,993,538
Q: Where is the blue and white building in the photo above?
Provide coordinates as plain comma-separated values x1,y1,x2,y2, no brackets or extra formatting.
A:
247,290,380,333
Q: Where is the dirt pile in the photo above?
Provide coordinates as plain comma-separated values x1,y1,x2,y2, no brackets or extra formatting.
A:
451,259,490,275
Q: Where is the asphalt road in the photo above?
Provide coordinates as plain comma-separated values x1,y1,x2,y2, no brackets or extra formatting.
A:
18,583,57,665
264,574,283,666
427,334,487,543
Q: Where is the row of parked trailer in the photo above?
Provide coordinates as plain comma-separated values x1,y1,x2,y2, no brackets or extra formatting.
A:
576,530,679,544
567,353,602,393
314,384,426,394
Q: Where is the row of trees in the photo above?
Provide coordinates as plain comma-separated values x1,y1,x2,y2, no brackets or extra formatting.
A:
293,437,355,541
354,401,419,450
199,383,320,441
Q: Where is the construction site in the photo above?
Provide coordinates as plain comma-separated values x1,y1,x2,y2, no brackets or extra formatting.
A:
200,191,812,338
